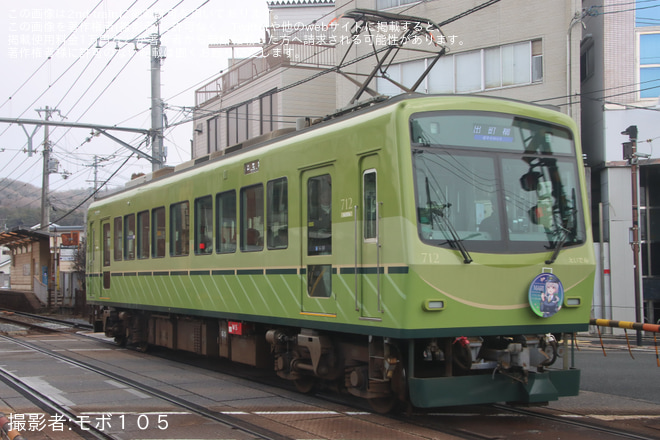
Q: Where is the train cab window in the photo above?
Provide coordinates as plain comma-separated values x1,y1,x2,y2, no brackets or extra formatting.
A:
137,211,149,259
152,207,166,258
195,196,213,255
170,201,190,257
363,170,377,240
308,174,332,256
216,191,237,254
267,177,288,249
113,217,122,261
124,214,136,260
240,184,264,252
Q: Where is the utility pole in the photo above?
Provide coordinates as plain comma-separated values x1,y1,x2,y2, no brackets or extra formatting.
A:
35,106,61,231
622,125,643,346
150,15,166,171
96,14,166,171
85,155,104,197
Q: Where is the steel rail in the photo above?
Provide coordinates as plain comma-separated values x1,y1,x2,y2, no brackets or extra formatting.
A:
493,403,658,440
0,335,289,440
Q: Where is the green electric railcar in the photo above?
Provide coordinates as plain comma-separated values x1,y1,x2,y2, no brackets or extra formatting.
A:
86,94,595,411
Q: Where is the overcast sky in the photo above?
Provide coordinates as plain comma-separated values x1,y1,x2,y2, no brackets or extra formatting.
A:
0,0,270,204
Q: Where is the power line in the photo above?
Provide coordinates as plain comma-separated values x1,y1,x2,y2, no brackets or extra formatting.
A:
0,0,105,113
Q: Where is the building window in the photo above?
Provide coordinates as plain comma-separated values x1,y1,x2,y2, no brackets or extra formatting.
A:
377,40,541,95
639,32,660,99
581,41,595,82
260,91,276,134
207,117,218,154
241,185,264,252
170,201,190,257
216,190,237,254
267,177,288,249
636,0,660,27
227,103,250,146
194,195,213,255
376,0,419,9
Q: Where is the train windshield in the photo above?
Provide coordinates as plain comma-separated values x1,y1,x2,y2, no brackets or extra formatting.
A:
410,111,585,254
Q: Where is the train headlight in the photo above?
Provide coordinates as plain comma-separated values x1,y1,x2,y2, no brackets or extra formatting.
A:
423,299,445,311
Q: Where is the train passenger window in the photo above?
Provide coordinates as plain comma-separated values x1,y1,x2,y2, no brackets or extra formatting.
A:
170,201,190,256
240,184,264,252
113,217,122,261
308,174,332,256
267,177,288,249
124,214,135,260
152,207,166,258
363,170,377,240
216,190,236,253
195,196,213,255
137,211,149,259
103,223,111,267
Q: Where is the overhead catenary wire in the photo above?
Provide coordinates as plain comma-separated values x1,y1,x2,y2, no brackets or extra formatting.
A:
0,0,105,113
0,0,194,190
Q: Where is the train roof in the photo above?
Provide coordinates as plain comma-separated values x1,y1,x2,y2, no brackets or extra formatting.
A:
91,93,570,204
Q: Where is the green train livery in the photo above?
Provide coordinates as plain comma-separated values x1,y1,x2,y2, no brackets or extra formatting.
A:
87,94,595,412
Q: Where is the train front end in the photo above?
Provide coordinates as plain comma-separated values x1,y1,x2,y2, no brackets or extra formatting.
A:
397,96,595,407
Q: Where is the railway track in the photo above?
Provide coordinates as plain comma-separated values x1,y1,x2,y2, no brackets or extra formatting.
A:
0,334,291,440
0,313,658,439
0,310,93,334
492,404,659,440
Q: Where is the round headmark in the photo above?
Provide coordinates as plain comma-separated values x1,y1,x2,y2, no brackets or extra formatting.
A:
528,273,564,318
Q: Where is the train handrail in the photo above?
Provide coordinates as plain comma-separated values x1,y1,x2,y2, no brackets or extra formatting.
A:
377,201,383,313
354,204,359,312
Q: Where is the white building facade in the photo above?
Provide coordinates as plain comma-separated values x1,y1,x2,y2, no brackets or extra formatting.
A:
581,0,660,327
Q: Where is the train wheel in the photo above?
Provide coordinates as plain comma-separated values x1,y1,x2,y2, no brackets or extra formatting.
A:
294,376,317,394
368,395,398,414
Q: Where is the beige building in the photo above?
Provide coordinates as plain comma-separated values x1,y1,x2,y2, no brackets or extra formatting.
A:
335,0,581,117
0,227,85,310
581,0,660,327
192,0,584,161
192,0,338,158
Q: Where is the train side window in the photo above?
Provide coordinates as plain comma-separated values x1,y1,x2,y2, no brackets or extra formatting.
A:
137,210,149,259
240,184,264,252
170,201,190,257
152,207,166,258
267,177,288,249
113,217,122,261
195,195,213,255
103,223,111,267
363,170,377,240
216,190,236,254
124,213,135,260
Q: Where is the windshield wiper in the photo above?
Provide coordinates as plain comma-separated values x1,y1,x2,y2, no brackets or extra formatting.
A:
545,226,568,264
425,178,472,264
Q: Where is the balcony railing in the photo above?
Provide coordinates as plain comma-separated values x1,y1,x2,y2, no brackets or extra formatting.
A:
195,30,336,107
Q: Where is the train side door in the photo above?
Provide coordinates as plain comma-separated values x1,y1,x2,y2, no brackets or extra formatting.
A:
101,219,111,291
301,168,336,317
359,155,382,319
